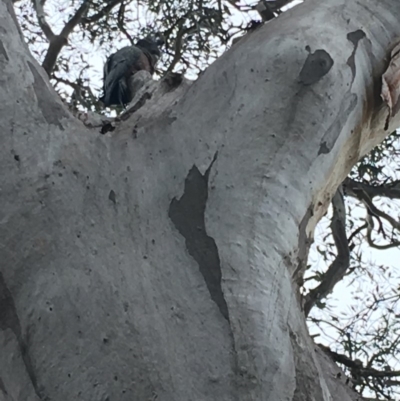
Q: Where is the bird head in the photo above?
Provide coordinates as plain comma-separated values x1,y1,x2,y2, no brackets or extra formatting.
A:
135,36,163,58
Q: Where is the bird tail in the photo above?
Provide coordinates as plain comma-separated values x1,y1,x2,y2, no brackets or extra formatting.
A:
101,78,129,107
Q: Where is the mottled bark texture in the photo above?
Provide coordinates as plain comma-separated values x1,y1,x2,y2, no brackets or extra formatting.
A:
1,0,400,400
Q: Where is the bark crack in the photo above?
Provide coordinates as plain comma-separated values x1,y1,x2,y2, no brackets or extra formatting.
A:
0,39,9,61
27,61,68,130
0,272,46,400
169,152,230,321
289,327,325,401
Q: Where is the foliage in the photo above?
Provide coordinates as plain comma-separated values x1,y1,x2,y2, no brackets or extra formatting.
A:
15,0,281,112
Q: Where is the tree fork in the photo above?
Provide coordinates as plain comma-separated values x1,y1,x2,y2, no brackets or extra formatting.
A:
1,0,400,400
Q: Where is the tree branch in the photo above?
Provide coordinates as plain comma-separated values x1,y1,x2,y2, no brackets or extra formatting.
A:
319,344,400,380
42,0,90,75
32,0,55,42
304,189,350,316
344,177,400,200
166,22,197,74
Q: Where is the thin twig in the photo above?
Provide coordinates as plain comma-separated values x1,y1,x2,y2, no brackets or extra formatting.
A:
81,0,123,24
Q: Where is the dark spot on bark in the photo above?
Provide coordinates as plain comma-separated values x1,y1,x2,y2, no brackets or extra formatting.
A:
100,122,115,135
0,40,9,61
14,155,20,162
27,61,67,130
169,152,230,321
0,272,44,399
347,29,366,46
109,190,116,204
103,337,109,344
346,30,366,86
318,92,357,155
299,49,334,85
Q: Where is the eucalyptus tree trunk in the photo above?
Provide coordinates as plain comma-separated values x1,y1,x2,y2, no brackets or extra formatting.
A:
1,0,400,400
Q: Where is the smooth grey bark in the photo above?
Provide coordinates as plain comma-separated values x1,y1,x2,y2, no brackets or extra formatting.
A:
1,0,400,400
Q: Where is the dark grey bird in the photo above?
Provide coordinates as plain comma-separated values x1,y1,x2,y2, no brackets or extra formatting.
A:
101,37,163,107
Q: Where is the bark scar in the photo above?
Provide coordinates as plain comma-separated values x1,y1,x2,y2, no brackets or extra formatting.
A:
299,47,334,85
0,39,9,62
169,152,230,321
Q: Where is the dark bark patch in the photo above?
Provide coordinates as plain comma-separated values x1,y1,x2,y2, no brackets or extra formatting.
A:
299,49,334,85
0,272,44,399
169,153,230,321
6,1,24,39
346,30,366,86
109,190,116,204
318,92,357,155
27,61,68,130
0,39,9,61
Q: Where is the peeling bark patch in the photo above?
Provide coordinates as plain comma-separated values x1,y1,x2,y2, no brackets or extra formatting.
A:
346,30,366,85
381,40,400,129
169,154,229,321
318,92,357,155
0,272,44,399
299,49,334,85
293,205,313,281
27,61,67,130
0,40,9,61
